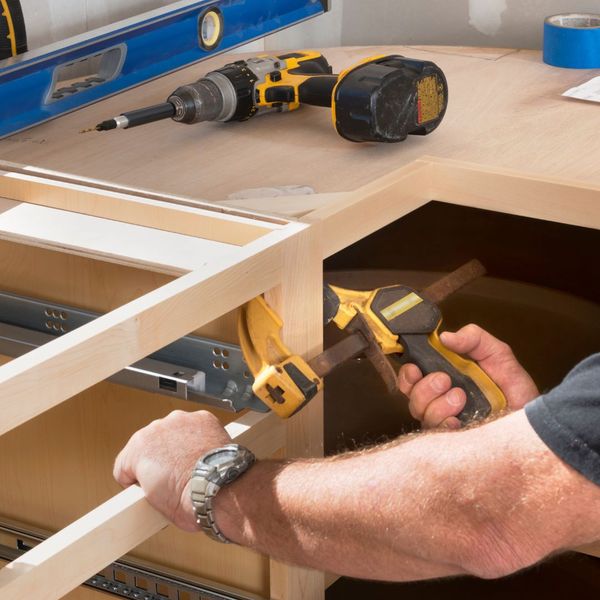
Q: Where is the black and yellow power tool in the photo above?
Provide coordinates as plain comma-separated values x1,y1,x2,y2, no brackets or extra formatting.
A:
94,50,448,143
0,0,27,59
239,260,506,424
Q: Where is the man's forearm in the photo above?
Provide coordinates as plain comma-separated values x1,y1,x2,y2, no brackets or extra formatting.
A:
214,450,469,580
214,411,600,581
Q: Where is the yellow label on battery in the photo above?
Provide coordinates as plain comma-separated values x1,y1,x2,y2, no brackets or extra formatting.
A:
417,75,444,125
380,292,423,321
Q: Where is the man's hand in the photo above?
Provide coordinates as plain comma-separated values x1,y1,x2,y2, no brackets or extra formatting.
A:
398,324,539,429
113,409,232,532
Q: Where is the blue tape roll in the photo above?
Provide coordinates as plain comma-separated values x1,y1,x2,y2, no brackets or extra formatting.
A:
544,13,600,69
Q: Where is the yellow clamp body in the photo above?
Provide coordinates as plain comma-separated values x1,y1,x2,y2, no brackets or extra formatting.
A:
252,355,322,419
329,284,507,416
238,296,322,419
328,283,403,355
428,327,507,414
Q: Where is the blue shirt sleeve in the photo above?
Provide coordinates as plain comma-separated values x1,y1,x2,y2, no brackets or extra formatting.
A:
525,353,600,486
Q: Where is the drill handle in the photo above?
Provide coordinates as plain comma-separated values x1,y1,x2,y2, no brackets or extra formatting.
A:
259,52,338,109
399,331,507,424
286,53,338,108
296,76,338,108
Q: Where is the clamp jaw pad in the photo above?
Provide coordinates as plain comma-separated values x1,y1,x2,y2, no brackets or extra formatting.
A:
238,296,322,418
327,284,403,355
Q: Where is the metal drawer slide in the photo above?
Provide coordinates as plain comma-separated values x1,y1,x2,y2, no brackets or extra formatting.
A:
0,519,264,600
0,290,266,413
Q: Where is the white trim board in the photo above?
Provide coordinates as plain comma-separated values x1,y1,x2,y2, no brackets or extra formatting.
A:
0,200,238,275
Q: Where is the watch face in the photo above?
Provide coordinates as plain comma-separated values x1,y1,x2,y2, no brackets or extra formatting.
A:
204,449,237,466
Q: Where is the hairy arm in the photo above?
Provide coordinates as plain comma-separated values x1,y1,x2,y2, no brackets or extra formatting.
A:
115,407,600,581
214,410,600,580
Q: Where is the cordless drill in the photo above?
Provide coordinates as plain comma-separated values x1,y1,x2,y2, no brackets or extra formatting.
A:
95,51,448,143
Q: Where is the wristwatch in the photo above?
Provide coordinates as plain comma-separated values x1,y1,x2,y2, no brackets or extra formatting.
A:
190,443,255,543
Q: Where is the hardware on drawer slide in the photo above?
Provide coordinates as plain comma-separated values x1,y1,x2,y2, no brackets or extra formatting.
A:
0,290,266,413
0,520,264,600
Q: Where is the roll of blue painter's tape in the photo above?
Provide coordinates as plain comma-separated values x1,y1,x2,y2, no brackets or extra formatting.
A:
544,13,600,68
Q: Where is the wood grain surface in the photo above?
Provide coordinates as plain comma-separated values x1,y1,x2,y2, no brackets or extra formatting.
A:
0,412,284,600
0,44,598,599
0,240,273,596
1,46,599,212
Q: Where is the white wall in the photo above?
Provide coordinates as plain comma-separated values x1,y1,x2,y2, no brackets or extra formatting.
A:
267,0,600,51
19,0,174,50
266,1,344,50
22,0,600,55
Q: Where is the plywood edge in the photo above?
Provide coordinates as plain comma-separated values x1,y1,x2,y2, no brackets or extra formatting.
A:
0,160,290,227
302,154,600,259
405,45,519,61
336,45,520,62
0,168,281,247
426,155,600,230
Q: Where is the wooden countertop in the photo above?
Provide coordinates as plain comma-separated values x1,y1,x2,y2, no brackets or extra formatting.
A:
1,45,599,209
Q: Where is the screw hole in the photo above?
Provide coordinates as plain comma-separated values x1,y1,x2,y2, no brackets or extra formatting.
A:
222,362,229,370
213,359,222,369
213,348,222,356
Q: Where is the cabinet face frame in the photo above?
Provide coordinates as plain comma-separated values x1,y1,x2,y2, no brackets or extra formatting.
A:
0,169,309,438
1,156,600,598
0,169,324,600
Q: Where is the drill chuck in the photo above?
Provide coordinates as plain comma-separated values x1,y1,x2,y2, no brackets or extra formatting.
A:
96,65,252,130
168,74,235,124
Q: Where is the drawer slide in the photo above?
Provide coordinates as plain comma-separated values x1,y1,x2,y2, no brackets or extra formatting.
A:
0,291,266,413
0,520,263,600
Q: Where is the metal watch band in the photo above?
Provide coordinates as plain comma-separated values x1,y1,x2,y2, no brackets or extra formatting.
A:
190,444,255,543
190,474,229,543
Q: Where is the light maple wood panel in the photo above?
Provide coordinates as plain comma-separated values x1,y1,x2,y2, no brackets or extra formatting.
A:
0,367,269,595
0,413,284,600
0,562,100,600
1,46,599,212
0,239,239,342
0,240,271,597
1,44,597,599
0,167,278,246
266,224,325,600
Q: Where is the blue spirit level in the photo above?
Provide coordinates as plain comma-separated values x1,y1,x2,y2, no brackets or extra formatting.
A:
0,0,329,138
